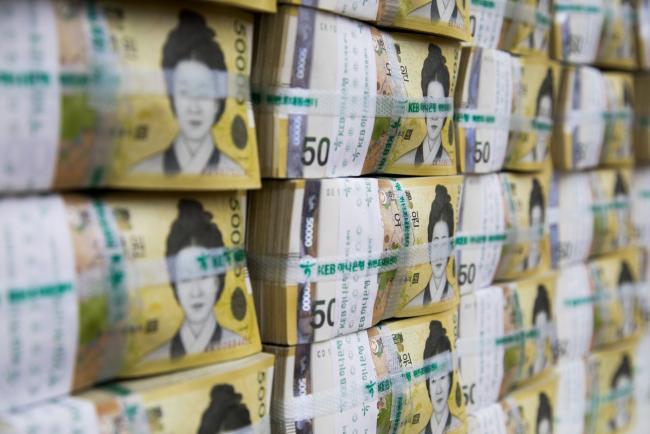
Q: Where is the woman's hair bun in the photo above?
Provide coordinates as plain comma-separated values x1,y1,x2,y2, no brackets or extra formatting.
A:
177,198,213,227
429,319,444,335
428,44,445,62
176,9,215,40
434,184,451,205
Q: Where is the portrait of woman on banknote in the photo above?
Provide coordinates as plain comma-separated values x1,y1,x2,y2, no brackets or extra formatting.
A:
609,354,632,432
617,261,636,338
408,0,465,28
524,69,553,163
530,284,553,377
197,384,251,433
131,10,243,176
423,320,461,434
524,178,545,271
148,199,240,360
397,44,452,168
535,392,553,434
409,185,455,307
614,172,630,249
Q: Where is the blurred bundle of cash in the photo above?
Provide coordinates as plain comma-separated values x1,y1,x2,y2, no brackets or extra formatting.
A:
0,352,274,434
0,0,261,192
0,192,260,411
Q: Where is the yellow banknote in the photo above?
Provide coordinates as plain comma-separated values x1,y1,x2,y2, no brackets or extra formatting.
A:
601,72,635,168
505,56,560,172
498,0,552,57
586,340,637,434
500,372,558,434
589,248,643,348
495,168,552,281
589,168,634,257
67,192,261,388
596,0,638,69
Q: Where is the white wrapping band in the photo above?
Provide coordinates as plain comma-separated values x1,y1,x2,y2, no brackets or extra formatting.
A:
253,87,454,119
249,224,545,284
562,282,645,308
553,1,604,15
454,109,511,130
457,323,556,357
471,0,507,11
509,114,553,134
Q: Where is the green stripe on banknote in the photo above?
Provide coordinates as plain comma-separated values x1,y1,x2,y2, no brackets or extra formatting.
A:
0,71,50,86
9,283,73,303
454,113,497,124
471,0,496,8
554,4,601,13
455,233,507,245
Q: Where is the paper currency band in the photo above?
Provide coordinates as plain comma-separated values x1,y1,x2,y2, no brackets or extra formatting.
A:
553,1,604,14
252,88,454,119
249,225,545,284
562,282,646,307
562,110,625,126
503,0,551,28
471,0,506,11
272,349,456,423
456,323,556,357
603,109,634,122
509,114,553,134
454,109,511,130
0,69,251,101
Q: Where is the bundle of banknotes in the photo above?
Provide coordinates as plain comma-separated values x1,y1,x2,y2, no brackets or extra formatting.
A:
498,0,552,57
0,192,260,411
555,249,644,358
458,272,558,412
551,65,607,170
595,0,638,69
248,172,552,345
468,332,649,434
266,312,467,434
455,48,559,173
0,352,274,434
551,168,634,267
601,72,635,168
550,0,605,64
253,5,464,178
0,0,260,192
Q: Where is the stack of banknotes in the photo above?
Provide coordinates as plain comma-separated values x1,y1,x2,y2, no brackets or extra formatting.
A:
2,0,650,433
